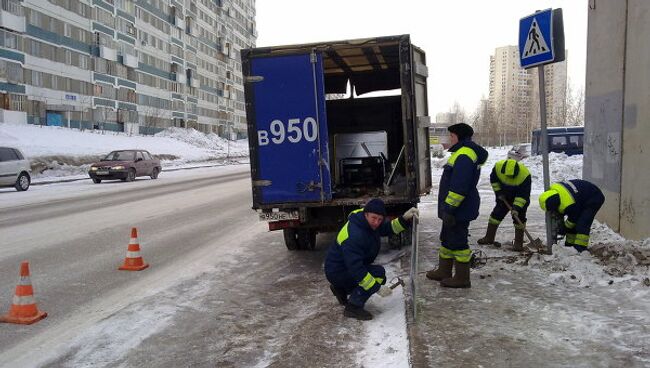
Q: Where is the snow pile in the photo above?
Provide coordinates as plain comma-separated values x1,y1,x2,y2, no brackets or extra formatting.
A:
0,122,249,179
521,152,583,192
155,127,248,156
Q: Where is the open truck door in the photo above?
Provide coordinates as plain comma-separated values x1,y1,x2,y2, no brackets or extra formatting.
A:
410,45,432,195
244,52,332,204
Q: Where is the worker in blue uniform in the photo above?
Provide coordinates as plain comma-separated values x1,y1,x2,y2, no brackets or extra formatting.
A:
426,123,488,288
539,179,605,252
478,159,532,251
324,199,419,320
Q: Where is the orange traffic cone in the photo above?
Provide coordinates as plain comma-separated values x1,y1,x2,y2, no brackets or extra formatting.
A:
1,261,47,325
119,227,149,271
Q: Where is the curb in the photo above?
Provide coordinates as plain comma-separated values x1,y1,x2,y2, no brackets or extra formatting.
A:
31,160,249,186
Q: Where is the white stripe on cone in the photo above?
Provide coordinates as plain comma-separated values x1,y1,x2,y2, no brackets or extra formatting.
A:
18,277,32,286
12,295,36,306
126,251,141,258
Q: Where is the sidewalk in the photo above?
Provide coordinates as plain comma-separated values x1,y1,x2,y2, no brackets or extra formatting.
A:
406,191,650,367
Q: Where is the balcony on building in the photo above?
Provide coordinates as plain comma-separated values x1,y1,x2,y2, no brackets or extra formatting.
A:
122,53,138,68
0,0,25,33
99,45,118,61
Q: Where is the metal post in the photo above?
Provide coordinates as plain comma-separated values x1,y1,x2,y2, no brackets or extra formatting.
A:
410,216,419,321
538,65,554,254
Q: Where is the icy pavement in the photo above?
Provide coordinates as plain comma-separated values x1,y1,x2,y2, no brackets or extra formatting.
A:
408,148,650,367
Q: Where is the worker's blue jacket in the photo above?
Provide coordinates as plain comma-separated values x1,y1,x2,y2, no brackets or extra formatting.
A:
489,159,532,209
542,179,605,245
324,210,408,292
438,139,489,221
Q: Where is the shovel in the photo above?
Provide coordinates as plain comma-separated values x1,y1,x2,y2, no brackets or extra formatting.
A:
499,197,545,252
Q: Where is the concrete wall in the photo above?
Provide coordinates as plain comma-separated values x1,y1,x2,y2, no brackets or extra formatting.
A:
584,0,650,240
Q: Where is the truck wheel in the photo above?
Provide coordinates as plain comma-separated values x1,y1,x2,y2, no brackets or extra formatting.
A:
283,229,299,251
297,229,317,250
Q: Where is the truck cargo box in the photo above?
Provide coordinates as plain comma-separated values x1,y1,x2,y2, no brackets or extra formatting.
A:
242,35,431,250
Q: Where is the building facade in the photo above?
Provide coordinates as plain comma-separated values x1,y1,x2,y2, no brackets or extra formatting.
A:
487,45,567,145
0,0,256,137
584,0,650,240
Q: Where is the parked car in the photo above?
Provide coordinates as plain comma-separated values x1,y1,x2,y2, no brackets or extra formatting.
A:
89,150,161,183
507,143,531,161
0,146,31,191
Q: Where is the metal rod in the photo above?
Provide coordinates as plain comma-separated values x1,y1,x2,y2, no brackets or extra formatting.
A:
537,65,554,255
409,216,419,322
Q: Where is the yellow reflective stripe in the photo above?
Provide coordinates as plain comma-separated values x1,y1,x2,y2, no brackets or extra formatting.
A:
494,160,531,186
491,182,502,191
452,249,472,263
445,191,465,207
439,246,455,259
447,146,478,167
336,222,349,245
359,272,376,291
374,277,384,284
566,233,576,243
391,218,405,233
575,234,590,246
349,208,363,217
550,183,576,213
489,216,501,225
565,219,576,229
513,197,527,207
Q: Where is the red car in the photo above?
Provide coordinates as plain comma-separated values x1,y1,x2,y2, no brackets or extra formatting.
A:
89,150,161,183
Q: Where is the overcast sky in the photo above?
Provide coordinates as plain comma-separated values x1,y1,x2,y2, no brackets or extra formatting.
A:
255,0,588,118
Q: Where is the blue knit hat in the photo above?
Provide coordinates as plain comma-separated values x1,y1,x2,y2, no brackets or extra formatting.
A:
364,198,387,216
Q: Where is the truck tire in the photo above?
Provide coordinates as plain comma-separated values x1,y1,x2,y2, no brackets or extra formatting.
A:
297,229,317,250
283,229,299,251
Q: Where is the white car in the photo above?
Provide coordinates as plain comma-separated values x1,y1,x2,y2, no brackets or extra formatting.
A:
0,146,31,191
507,143,531,161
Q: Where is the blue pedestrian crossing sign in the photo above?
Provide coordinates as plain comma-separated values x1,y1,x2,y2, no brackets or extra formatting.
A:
519,9,556,69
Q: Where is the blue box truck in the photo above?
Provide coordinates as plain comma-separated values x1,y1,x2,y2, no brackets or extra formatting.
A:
242,35,432,250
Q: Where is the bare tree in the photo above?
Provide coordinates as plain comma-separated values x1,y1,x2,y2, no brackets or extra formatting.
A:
566,86,585,125
449,101,467,123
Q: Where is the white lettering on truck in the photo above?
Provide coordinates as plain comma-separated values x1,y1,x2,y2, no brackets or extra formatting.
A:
257,117,318,146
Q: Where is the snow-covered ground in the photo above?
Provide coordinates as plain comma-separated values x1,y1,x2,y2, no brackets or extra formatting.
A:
2,122,648,366
0,123,249,181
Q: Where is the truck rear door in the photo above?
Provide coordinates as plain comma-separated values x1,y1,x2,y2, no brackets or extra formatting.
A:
411,46,432,195
247,52,332,204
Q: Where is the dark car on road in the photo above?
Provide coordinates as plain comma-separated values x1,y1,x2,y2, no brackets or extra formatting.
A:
89,150,161,183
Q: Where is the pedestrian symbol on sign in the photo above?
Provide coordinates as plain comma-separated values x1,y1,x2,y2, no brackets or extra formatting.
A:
523,19,550,58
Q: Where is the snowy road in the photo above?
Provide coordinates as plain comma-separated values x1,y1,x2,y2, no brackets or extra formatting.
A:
0,165,409,367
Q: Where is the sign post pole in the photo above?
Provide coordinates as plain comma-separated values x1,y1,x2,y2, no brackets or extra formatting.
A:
537,65,554,254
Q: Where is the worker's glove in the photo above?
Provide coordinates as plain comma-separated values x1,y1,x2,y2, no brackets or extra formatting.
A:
376,285,393,297
441,212,456,227
403,207,419,221
511,206,523,218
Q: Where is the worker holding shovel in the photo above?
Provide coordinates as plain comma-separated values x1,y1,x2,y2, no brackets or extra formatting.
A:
478,159,532,251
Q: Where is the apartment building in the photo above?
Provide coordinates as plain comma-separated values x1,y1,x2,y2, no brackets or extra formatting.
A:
487,45,567,144
0,0,256,137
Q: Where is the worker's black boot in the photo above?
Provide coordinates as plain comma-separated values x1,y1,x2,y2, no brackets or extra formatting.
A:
512,228,525,252
477,223,499,245
426,257,453,281
441,261,471,288
343,304,373,321
329,284,348,306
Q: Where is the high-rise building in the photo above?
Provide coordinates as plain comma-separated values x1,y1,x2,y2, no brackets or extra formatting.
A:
487,45,567,144
0,0,256,138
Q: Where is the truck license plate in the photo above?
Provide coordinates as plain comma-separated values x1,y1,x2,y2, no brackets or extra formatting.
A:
259,211,299,221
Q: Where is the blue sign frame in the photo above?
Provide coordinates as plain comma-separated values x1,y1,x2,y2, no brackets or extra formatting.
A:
519,8,554,69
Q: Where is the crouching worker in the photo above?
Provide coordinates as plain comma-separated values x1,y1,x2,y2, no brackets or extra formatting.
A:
539,179,605,253
426,123,488,288
477,159,532,251
324,199,419,320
